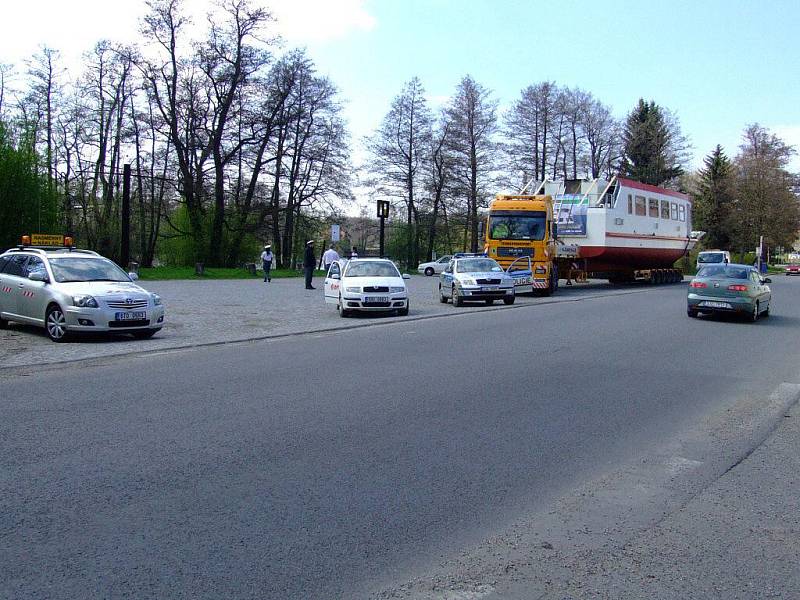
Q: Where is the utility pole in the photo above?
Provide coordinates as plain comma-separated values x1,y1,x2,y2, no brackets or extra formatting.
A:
377,200,390,257
121,163,131,268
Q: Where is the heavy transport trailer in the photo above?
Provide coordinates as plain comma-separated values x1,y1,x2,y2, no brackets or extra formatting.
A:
484,176,700,295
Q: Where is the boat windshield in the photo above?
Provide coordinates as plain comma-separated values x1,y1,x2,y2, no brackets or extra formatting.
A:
489,212,546,241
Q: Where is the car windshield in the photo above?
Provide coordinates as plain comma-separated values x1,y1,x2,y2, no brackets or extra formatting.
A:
697,265,750,279
457,258,503,273
49,257,131,283
344,261,400,278
698,252,726,264
489,212,546,241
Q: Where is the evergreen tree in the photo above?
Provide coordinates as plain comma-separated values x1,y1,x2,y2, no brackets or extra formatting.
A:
620,99,685,187
691,145,734,249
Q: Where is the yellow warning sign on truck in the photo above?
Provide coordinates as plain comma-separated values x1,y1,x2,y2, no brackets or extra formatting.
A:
30,234,66,246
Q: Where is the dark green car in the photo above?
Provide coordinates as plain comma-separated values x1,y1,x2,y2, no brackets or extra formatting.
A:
687,264,772,321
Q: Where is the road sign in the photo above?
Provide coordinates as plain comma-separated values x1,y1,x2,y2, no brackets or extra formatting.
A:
331,224,340,242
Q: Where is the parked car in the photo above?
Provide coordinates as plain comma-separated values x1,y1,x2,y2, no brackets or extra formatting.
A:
439,254,515,306
784,264,800,275
417,255,453,276
0,246,164,341
324,258,411,317
687,263,771,321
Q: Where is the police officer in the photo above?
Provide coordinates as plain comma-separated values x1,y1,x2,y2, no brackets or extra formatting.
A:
304,240,316,289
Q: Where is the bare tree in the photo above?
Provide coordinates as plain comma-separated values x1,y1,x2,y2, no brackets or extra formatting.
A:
445,75,498,252
366,76,432,266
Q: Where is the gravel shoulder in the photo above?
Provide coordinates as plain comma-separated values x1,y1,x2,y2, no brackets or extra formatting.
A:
0,276,655,369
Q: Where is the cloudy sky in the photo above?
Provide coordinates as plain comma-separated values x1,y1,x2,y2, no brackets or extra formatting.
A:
1,0,798,172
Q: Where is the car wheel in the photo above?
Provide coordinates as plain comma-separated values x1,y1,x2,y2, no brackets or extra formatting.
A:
749,301,760,322
452,285,463,307
132,329,158,340
398,301,409,316
338,296,351,318
485,299,494,305
504,296,515,305
0,315,8,329
424,267,434,276
687,308,698,318
45,305,70,342
439,285,448,303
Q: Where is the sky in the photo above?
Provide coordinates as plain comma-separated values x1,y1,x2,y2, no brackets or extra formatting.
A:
1,0,799,174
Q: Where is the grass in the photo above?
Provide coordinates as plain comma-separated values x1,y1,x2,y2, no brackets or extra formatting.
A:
137,266,309,280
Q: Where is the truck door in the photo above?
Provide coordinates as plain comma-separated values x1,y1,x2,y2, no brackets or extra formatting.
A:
506,256,533,294
324,262,341,305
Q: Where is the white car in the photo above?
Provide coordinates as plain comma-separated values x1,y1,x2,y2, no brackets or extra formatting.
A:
417,255,452,276
0,246,164,342
324,258,411,317
439,254,515,306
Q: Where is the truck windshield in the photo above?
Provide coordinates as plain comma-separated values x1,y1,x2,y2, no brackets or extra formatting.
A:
698,253,725,264
489,213,546,241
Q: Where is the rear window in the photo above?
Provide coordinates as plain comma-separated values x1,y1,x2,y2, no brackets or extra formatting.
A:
697,265,749,279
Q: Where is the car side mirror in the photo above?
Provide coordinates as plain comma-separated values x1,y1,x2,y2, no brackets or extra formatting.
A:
331,273,340,280
128,272,139,281
28,271,48,283
402,274,411,280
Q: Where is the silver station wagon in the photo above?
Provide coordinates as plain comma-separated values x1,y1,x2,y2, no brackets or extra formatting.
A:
0,246,165,342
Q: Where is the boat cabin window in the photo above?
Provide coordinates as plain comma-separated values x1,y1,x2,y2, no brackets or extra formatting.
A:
660,200,670,219
634,196,646,216
671,202,678,220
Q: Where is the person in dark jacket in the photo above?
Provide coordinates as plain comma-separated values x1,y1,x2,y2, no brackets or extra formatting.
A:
304,240,316,289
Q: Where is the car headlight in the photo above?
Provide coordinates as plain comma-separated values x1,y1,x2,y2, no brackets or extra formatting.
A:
151,293,162,306
73,295,98,308
345,286,360,293
460,278,476,286
389,286,405,293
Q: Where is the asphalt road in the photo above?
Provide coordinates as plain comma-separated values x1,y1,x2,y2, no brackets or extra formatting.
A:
2,277,800,599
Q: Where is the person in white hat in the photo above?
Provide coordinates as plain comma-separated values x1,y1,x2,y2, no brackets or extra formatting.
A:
303,240,317,289
260,245,273,282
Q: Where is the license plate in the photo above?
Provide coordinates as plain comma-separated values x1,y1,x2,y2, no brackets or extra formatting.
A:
482,286,497,291
366,296,388,302
699,301,730,309
115,311,147,320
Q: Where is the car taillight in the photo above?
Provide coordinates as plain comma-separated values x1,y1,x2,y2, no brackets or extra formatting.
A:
689,281,707,288
727,284,749,292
